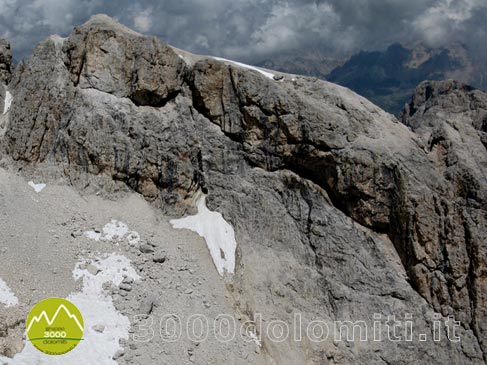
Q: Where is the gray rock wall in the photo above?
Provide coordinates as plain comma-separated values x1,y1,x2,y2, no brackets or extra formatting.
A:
1,15,486,364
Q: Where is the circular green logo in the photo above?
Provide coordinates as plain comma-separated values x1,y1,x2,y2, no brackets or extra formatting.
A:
26,297,84,355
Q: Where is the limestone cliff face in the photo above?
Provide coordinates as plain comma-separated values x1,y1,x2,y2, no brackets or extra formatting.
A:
401,80,487,358
1,15,486,364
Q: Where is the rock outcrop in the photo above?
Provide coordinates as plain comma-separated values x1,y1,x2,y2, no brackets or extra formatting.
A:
64,18,186,107
1,15,486,364
0,39,12,85
401,80,487,358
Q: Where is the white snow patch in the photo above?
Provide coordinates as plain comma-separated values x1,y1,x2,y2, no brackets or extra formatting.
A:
3,90,12,114
0,278,18,307
72,253,140,295
213,57,275,79
84,220,140,246
100,220,129,241
0,253,140,365
126,231,141,246
178,54,188,65
170,195,237,276
28,181,46,193
84,230,102,241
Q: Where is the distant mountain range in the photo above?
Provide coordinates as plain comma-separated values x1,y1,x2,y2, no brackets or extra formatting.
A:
257,52,344,80
258,43,486,115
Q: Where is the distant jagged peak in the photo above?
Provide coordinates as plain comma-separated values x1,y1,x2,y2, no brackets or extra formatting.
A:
401,41,470,69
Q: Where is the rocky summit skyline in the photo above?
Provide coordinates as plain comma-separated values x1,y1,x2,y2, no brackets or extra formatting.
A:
1,0,487,66
3,1,486,118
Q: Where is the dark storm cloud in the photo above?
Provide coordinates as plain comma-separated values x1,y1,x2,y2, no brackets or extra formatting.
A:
1,0,486,62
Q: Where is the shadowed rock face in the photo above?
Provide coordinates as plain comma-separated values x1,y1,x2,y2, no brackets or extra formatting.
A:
1,14,486,364
0,39,12,85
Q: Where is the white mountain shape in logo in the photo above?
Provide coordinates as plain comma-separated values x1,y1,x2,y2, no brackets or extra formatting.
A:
27,304,84,333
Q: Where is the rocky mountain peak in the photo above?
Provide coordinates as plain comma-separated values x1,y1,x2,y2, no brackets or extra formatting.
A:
0,15,486,364
402,79,487,178
81,14,145,36
64,14,186,107
402,79,487,135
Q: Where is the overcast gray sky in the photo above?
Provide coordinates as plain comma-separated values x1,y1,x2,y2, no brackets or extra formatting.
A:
1,0,486,62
